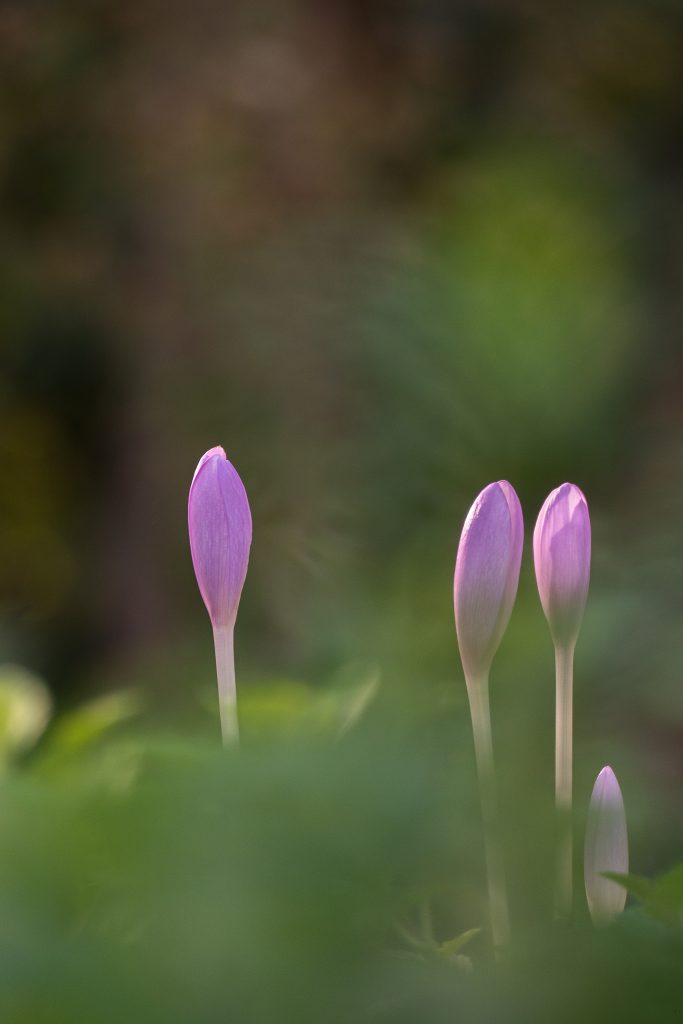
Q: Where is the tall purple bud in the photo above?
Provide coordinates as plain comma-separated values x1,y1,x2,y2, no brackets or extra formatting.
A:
534,483,591,650
584,766,628,926
454,480,523,950
455,481,524,685
533,482,591,918
188,446,252,743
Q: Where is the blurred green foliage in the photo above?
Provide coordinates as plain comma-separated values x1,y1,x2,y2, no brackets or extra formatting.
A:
0,0,682,1019
609,867,683,928
0,672,680,1021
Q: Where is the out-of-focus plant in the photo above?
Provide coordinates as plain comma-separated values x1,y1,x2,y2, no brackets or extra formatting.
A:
608,864,683,927
0,664,52,767
236,670,380,742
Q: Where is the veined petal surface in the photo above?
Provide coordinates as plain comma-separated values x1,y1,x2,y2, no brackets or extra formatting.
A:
188,448,252,630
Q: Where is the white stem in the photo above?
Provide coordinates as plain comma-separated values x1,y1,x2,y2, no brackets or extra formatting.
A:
467,673,510,950
555,643,574,917
213,624,239,745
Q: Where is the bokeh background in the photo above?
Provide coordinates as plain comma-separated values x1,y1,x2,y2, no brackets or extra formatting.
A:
0,1,682,1020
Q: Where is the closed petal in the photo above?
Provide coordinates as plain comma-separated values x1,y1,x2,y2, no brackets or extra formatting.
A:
188,449,252,629
584,766,628,926
454,481,522,682
498,480,524,612
533,483,590,648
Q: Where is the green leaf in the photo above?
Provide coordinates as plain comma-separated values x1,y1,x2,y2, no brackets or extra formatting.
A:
237,671,380,741
438,928,481,958
606,866,683,925
648,865,683,925
44,691,142,757
335,670,380,738
652,865,683,906
604,872,654,905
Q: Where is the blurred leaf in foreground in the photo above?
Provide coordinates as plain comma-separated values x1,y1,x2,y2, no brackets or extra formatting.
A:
236,669,380,741
608,864,683,926
0,664,52,765
47,690,142,755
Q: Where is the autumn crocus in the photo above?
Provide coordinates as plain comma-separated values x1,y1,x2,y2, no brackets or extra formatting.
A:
454,481,523,949
533,483,591,917
584,766,628,926
188,446,252,743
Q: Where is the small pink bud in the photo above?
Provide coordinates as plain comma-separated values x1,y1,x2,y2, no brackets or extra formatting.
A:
533,483,590,649
454,481,524,683
188,446,252,631
584,766,629,926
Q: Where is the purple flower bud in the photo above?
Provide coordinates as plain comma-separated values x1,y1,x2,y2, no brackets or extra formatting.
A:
454,481,524,683
584,766,628,926
533,483,591,650
188,446,252,630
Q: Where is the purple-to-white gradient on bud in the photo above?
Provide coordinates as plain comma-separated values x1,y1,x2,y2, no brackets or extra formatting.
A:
533,483,591,650
454,480,524,685
584,766,629,926
188,446,252,742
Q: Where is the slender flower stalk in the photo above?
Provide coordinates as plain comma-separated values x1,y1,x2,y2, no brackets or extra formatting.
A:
554,643,573,915
533,483,591,917
584,766,628,925
454,481,523,949
188,446,252,744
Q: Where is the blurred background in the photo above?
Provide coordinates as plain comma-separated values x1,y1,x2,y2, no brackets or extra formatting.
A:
0,1,682,1017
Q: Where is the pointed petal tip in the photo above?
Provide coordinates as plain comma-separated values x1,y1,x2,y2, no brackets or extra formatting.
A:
595,765,615,791
205,445,227,459
191,445,227,485
597,765,623,799
496,479,516,506
480,480,505,501
556,481,588,508
496,479,523,522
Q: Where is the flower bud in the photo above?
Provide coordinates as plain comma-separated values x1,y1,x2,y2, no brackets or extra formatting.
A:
584,766,628,926
454,481,523,683
533,483,590,649
188,446,252,630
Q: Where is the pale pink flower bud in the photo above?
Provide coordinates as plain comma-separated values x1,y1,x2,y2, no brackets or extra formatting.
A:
188,446,252,631
454,481,524,684
533,483,591,650
584,766,629,926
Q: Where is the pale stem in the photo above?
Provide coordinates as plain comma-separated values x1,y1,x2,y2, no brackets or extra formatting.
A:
467,673,510,950
212,624,239,745
555,642,574,918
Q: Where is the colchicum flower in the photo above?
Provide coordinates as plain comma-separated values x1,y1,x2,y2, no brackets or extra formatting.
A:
188,446,252,743
454,480,523,950
533,483,591,650
454,481,524,686
584,766,629,926
533,482,591,918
